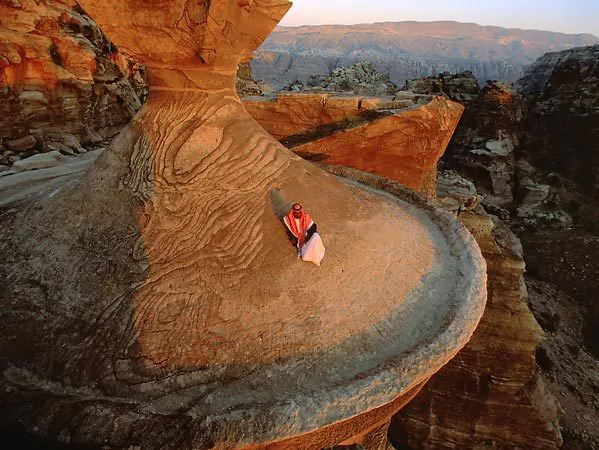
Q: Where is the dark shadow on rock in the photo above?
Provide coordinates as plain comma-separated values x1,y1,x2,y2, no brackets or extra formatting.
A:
269,188,293,221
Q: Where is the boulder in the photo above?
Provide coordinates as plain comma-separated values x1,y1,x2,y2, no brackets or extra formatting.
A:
9,150,67,171
6,135,37,152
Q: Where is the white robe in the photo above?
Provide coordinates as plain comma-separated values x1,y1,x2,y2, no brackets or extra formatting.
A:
300,232,325,266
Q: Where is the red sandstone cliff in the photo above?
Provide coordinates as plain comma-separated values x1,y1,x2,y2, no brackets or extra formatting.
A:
0,0,146,167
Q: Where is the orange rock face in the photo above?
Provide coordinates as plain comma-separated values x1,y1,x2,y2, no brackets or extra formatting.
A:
292,97,463,197
244,94,383,141
0,0,146,153
245,94,464,197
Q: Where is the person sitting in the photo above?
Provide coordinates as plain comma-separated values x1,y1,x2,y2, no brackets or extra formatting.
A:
283,203,325,266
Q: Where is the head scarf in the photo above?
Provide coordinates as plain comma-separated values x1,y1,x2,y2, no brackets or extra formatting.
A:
284,203,314,248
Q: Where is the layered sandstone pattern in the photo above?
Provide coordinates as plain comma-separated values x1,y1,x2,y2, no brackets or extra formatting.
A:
0,1,486,449
289,96,464,197
389,174,563,448
0,0,146,168
244,92,463,197
243,94,386,142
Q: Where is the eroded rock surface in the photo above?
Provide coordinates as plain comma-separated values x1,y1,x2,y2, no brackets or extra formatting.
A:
400,71,481,104
388,171,563,449
243,94,385,142
516,45,599,230
283,61,397,97
0,1,486,448
0,0,147,166
288,96,464,197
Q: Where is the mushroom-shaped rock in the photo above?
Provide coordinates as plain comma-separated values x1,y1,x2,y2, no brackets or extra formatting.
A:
0,1,486,448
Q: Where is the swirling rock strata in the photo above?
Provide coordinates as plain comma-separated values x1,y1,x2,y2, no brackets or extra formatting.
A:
0,1,487,448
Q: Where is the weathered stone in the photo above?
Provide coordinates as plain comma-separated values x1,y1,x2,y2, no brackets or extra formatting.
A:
484,138,515,156
10,150,67,172
0,1,486,449
50,142,75,156
6,135,37,152
236,61,263,97
516,45,599,230
282,62,397,97
287,96,464,197
443,79,522,208
389,195,563,449
245,93,461,198
244,94,378,141
401,71,481,104
436,170,481,214
0,0,146,154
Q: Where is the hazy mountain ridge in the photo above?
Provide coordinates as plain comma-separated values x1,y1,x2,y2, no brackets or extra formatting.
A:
252,21,599,90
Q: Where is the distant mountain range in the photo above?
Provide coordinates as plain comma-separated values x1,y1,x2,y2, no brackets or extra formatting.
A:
252,21,599,90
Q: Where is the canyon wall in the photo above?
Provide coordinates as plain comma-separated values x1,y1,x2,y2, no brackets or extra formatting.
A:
389,174,562,448
517,45,599,201
0,0,146,169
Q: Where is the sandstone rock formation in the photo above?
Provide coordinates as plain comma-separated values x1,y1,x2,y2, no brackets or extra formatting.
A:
0,0,147,168
287,96,464,197
429,74,523,213
283,61,396,97
244,91,463,198
388,171,563,448
0,1,487,448
400,71,481,104
252,22,599,90
516,45,599,228
236,61,264,96
243,94,385,142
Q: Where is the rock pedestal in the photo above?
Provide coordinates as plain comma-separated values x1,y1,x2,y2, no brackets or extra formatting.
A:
0,1,486,448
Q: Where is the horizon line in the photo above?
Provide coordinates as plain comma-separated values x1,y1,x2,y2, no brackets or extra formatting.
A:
276,19,599,39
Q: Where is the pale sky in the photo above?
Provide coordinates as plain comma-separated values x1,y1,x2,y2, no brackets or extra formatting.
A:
279,0,599,37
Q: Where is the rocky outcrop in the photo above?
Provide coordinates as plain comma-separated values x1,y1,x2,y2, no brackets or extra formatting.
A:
252,22,598,90
0,1,487,449
236,61,263,97
388,171,563,449
436,76,523,214
0,0,147,167
400,71,481,104
288,96,464,197
516,45,599,227
283,61,396,97
243,94,386,142
244,92,462,197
